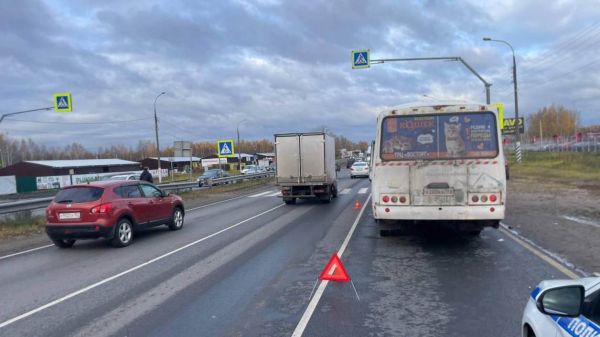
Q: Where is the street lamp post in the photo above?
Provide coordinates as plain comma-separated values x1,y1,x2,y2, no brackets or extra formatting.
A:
236,119,247,172
483,37,522,162
154,92,166,183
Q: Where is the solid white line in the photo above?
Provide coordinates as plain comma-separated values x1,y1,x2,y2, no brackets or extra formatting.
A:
291,193,372,337
266,192,281,197
594,272,600,277
357,188,368,195
0,204,285,330
248,191,275,198
339,188,351,195
186,190,273,211
0,244,54,261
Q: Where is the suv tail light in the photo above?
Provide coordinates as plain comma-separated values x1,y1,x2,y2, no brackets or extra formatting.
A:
91,202,113,214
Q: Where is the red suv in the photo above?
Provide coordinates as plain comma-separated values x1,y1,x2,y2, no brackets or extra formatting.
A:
45,181,185,248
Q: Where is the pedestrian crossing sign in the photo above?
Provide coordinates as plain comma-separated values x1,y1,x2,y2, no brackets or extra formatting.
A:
217,139,235,158
53,92,72,112
351,49,370,69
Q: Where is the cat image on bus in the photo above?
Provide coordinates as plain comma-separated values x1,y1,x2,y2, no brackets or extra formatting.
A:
371,102,506,236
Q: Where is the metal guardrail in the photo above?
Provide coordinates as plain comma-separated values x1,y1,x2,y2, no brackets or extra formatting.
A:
0,172,274,215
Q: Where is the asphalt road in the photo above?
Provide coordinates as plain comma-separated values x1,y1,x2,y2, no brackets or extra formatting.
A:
0,171,573,337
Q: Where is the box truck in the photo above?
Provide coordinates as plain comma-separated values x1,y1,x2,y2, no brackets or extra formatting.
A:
274,132,337,204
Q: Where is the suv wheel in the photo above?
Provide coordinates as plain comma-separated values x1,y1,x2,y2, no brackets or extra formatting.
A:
51,237,76,248
111,218,133,247
168,207,184,230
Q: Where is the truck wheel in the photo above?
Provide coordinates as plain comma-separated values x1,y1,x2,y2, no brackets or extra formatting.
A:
284,198,296,205
332,185,338,198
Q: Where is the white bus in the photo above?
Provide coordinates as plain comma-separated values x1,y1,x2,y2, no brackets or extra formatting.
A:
371,102,506,235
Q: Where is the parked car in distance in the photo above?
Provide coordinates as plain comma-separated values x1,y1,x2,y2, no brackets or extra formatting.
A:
350,161,370,178
241,165,261,174
197,169,229,187
106,173,141,181
45,181,185,248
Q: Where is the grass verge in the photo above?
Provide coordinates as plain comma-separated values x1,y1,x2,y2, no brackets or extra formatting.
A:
0,213,46,240
509,152,600,189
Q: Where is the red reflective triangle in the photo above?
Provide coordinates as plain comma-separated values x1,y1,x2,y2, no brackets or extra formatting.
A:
319,253,350,282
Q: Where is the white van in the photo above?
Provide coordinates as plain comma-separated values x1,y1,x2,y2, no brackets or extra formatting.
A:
371,102,506,235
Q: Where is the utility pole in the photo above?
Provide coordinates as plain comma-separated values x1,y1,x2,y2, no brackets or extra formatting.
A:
483,37,522,162
236,119,247,173
153,92,166,183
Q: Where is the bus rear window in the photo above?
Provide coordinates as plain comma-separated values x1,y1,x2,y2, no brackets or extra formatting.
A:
380,112,498,160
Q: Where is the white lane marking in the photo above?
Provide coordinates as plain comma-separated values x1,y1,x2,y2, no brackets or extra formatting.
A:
339,188,351,195
0,244,54,261
266,192,282,197
1,189,276,262
186,189,274,211
248,191,275,198
594,272,600,277
499,223,579,279
0,204,285,329
562,215,600,229
291,194,372,337
357,188,368,195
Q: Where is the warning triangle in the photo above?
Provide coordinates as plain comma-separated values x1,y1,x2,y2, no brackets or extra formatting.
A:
57,97,68,108
220,143,232,154
319,253,350,282
355,53,367,65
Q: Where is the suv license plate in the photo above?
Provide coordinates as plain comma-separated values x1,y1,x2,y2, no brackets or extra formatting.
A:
59,212,80,220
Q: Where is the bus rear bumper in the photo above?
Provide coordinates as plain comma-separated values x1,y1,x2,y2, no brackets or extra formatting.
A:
373,204,505,222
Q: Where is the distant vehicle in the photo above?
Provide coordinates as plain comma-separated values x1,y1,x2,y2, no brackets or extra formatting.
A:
106,173,141,181
350,161,369,178
346,157,356,169
45,181,185,248
522,277,600,337
274,132,337,204
197,169,229,187
371,102,506,236
241,165,260,174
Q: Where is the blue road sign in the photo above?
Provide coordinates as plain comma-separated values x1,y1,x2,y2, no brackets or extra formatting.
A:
217,139,235,158
351,49,370,69
53,92,72,112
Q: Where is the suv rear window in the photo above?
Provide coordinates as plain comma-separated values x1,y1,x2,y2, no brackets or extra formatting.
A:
381,112,499,160
54,187,104,203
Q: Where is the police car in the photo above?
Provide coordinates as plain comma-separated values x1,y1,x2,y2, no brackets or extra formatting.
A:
522,277,600,337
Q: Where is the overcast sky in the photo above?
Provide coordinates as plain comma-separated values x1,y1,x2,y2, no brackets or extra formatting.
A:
2,0,599,150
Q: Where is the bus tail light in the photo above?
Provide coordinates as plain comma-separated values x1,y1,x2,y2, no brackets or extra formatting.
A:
380,194,409,205
469,193,501,205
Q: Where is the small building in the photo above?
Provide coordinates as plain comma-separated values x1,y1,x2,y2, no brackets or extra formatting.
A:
0,159,142,193
139,157,202,172
256,152,275,167
0,159,141,177
201,153,255,171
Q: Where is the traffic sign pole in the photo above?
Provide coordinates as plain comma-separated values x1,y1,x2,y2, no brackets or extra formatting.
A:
0,107,53,124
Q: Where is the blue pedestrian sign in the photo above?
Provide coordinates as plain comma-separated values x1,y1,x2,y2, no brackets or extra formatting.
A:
217,139,235,158
53,92,72,112
351,49,370,69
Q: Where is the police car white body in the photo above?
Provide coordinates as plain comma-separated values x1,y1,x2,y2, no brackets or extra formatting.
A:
522,277,600,337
